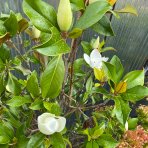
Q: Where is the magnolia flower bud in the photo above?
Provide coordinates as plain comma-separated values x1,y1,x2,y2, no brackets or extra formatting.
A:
92,36,100,49
57,0,73,32
37,113,66,135
32,26,41,39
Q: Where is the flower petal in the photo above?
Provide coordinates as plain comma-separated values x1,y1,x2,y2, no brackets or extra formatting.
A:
56,116,66,132
102,57,109,62
90,49,103,68
90,49,101,61
84,53,91,65
37,113,58,135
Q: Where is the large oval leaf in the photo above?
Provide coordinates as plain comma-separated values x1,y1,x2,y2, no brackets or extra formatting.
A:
114,98,131,125
92,15,115,36
27,132,45,148
121,85,148,102
34,27,70,56
23,0,57,32
4,11,18,36
123,70,144,89
75,1,111,29
26,71,40,98
41,56,65,99
7,96,32,107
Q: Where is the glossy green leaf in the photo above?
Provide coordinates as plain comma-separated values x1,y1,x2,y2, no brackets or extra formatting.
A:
123,70,144,89
26,71,40,98
86,76,93,92
41,56,65,98
0,136,10,144
86,140,98,148
97,134,118,148
14,65,31,76
43,102,61,116
0,59,4,72
0,20,7,36
114,99,131,125
121,85,148,102
128,118,138,130
6,73,21,95
29,99,43,110
3,110,21,128
69,28,82,38
110,55,124,83
34,27,70,56
92,128,104,139
92,15,114,36
23,0,57,32
81,41,92,55
27,132,45,148
51,133,66,148
73,58,85,76
70,0,85,11
7,96,32,107
102,62,117,83
4,11,18,36
0,75,4,95
115,4,138,16
16,136,29,148
75,1,111,29
0,122,14,139
100,47,116,53
92,87,112,98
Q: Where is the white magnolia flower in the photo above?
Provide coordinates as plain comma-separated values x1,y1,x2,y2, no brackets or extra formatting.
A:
84,49,108,69
37,113,66,135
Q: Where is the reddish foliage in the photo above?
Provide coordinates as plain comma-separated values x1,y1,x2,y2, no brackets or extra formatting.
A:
117,126,148,148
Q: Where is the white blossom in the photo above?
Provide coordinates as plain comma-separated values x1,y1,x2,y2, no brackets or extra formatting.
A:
84,49,108,69
125,121,128,131
37,113,66,135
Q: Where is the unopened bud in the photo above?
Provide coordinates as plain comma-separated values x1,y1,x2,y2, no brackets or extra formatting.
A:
92,36,100,49
32,26,41,39
57,0,73,32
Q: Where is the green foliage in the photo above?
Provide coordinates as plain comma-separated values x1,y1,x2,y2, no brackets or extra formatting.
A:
123,70,144,89
97,134,119,148
121,85,148,101
6,73,21,95
75,1,112,29
4,11,18,36
26,71,40,98
0,0,146,147
34,27,70,56
92,15,115,36
114,98,131,125
27,132,45,148
40,56,65,98
70,0,85,11
0,44,10,62
23,0,57,32
7,96,32,107
50,133,66,148
43,102,61,116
